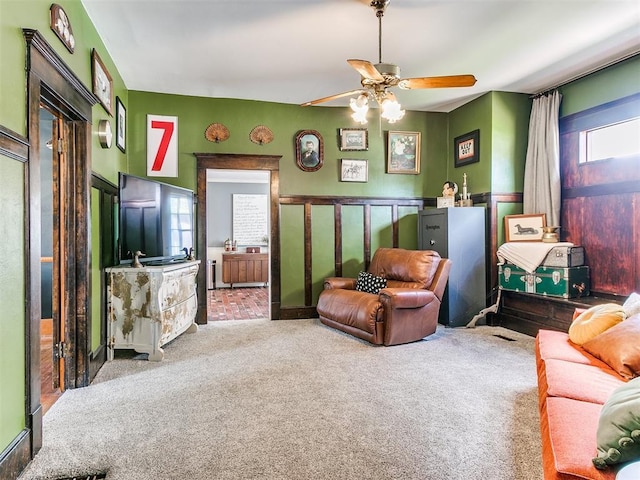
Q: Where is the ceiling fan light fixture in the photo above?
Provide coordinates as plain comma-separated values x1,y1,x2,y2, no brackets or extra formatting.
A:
350,93,369,124
380,97,404,123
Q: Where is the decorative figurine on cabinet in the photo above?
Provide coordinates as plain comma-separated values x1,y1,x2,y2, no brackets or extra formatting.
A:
437,181,458,208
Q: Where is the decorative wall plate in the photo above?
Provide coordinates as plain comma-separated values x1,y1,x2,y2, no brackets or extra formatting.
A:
50,4,75,53
250,125,274,145
205,123,230,143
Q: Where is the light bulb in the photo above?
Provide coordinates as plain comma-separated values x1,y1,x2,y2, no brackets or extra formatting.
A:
381,98,405,123
350,94,369,125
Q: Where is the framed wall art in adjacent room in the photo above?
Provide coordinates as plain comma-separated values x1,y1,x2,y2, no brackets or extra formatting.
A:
115,96,126,152
339,128,368,151
454,129,480,167
91,49,113,115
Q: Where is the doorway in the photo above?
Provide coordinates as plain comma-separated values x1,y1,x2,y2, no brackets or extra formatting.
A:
194,153,282,324
206,169,270,322
38,106,64,413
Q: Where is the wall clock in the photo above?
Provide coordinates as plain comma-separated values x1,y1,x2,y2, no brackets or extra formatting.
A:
98,119,113,148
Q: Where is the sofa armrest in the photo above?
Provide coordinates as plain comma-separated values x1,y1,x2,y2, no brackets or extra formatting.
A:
323,277,357,290
573,307,587,321
379,288,436,309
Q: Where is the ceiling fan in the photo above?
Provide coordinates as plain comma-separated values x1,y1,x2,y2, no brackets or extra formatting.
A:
301,0,477,123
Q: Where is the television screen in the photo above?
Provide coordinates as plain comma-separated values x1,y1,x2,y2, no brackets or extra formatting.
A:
118,173,194,264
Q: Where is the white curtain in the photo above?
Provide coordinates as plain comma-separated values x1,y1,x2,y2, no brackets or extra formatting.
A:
523,90,562,226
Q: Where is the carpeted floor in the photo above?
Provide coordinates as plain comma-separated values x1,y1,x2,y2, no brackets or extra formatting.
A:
207,287,269,321
19,320,543,480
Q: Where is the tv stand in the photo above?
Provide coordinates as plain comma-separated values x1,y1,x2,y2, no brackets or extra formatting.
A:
105,260,200,361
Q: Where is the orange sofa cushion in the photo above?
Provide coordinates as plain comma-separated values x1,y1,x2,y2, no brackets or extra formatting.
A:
543,397,617,480
541,359,625,405
536,329,610,367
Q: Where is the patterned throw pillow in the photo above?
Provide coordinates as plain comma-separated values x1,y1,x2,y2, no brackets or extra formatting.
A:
355,271,387,294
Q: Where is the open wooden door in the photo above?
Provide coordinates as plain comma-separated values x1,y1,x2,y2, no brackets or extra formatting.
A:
88,176,118,381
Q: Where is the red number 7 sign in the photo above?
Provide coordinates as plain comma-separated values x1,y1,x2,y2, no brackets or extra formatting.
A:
147,115,178,177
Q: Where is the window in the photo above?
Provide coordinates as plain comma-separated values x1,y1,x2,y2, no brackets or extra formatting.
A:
579,117,640,163
168,194,193,255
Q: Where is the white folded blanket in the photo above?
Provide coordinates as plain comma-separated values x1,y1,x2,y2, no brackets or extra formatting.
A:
497,242,574,273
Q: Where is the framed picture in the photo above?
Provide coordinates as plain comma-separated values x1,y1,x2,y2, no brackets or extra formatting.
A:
504,213,547,242
91,49,113,115
295,130,323,172
340,159,368,182
339,128,368,151
115,96,126,153
387,131,421,174
454,129,480,167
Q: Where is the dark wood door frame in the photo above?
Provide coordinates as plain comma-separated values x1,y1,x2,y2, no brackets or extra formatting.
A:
194,153,281,323
24,29,97,459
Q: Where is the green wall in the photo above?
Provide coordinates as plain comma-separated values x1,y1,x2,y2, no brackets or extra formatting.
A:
1,0,639,470
0,157,26,451
559,55,640,117
0,0,126,459
127,91,446,306
127,92,447,197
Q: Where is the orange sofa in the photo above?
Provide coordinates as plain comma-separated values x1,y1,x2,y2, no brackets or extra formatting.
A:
536,328,622,480
535,307,640,480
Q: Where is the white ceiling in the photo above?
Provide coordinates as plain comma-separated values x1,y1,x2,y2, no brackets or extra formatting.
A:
81,0,640,113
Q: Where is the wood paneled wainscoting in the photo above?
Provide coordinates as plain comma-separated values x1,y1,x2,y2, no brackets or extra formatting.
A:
278,195,424,320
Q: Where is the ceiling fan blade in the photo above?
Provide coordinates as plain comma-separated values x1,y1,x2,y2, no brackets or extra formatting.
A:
347,59,385,82
301,89,365,107
398,75,477,90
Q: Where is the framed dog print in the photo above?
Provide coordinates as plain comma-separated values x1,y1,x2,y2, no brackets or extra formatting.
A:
504,214,547,242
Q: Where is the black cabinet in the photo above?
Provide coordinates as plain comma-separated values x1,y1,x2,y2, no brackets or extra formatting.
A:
418,207,486,327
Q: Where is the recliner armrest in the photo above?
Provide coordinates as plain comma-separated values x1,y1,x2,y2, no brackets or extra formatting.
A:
379,288,436,309
323,277,357,290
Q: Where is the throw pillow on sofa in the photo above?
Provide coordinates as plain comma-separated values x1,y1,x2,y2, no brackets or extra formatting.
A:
583,315,640,380
593,376,640,470
355,271,387,294
568,303,626,345
623,292,640,318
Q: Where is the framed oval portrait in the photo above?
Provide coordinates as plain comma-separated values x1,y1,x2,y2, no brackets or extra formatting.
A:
295,130,323,172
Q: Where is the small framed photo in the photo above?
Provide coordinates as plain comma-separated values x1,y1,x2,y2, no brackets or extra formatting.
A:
454,129,480,167
295,130,323,172
339,128,368,151
387,131,421,174
115,96,126,153
504,214,547,242
340,159,368,182
91,49,113,115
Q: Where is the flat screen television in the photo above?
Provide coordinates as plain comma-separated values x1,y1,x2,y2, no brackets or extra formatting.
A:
118,173,195,265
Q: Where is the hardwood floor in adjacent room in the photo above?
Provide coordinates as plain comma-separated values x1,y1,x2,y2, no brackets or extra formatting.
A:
208,287,269,321
41,319,62,414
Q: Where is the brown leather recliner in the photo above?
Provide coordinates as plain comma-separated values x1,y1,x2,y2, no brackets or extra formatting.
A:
317,248,451,346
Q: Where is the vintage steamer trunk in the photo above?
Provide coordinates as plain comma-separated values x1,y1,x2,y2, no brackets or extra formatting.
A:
541,246,585,268
499,264,590,298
